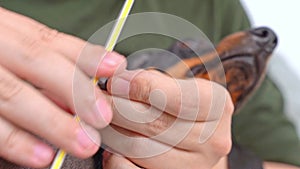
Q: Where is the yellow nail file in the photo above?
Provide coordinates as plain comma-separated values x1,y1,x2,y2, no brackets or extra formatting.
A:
50,0,135,168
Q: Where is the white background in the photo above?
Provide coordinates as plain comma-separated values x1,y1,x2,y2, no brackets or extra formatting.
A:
241,0,300,136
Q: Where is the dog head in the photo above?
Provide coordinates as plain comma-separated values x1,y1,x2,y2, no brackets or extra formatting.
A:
166,27,278,111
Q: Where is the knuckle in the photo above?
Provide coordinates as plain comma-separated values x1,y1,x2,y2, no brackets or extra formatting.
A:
129,71,153,102
0,71,22,103
146,114,172,136
22,26,58,61
21,35,43,61
4,127,21,152
38,26,59,43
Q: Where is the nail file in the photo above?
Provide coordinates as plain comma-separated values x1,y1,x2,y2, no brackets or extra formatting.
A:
50,0,135,168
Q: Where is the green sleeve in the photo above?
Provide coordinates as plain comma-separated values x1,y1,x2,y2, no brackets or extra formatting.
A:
233,77,300,166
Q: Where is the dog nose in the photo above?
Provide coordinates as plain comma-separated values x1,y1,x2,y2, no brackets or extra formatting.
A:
249,27,278,53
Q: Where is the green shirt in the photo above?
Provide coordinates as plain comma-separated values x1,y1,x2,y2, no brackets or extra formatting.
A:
2,0,300,166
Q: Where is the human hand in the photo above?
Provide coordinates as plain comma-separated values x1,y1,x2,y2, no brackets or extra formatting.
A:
0,8,126,168
101,69,234,169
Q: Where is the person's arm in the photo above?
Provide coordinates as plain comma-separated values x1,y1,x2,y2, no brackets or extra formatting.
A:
0,7,126,168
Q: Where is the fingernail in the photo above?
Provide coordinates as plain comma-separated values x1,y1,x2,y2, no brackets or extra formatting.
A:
33,143,53,163
101,52,125,67
95,98,113,124
77,124,100,149
110,77,130,98
109,70,143,97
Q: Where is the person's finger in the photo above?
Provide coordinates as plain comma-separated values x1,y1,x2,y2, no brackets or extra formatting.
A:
0,65,100,158
102,151,140,169
0,7,127,78
102,133,224,169
0,116,54,168
102,126,220,169
75,44,127,78
0,23,113,128
102,94,232,152
129,150,215,169
107,70,233,121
